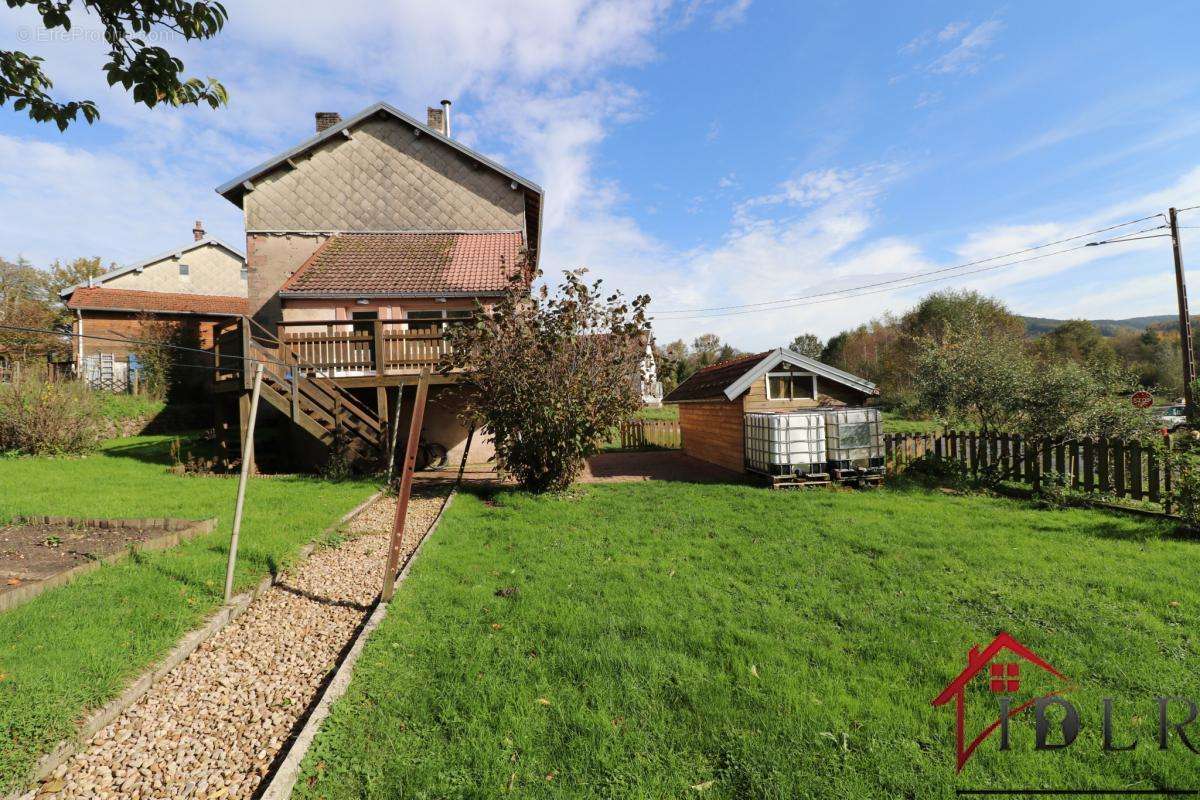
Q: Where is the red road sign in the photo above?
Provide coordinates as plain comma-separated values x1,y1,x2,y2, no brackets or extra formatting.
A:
1131,390,1154,409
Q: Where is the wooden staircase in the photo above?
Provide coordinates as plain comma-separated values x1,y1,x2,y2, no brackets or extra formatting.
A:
214,318,387,469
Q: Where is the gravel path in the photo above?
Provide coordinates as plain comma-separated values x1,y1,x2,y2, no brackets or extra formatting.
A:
22,489,447,800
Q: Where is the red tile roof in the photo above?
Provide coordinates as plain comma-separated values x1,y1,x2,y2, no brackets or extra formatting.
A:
279,232,524,296
65,287,248,316
664,351,771,402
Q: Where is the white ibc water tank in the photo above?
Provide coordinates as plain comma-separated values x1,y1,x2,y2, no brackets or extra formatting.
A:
743,412,827,476
822,407,884,469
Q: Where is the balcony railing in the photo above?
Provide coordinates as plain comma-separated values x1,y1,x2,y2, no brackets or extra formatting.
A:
275,318,461,378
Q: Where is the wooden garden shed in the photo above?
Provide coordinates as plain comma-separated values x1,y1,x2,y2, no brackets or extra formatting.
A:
664,348,878,473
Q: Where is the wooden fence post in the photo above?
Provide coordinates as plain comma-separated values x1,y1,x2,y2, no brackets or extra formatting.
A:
224,363,264,603
1164,433,1174,515
1130,440,1144,501
1097,436,1110,494
1112,439,1126,498
381,368,431,602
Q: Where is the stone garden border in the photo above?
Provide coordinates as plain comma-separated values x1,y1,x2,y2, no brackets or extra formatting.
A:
0,516,218,614
3,490,384,800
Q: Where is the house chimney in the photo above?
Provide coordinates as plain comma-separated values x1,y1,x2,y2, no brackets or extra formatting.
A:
315,111,342,133
426,106,445,135
192,220,205,241
441,99,452,137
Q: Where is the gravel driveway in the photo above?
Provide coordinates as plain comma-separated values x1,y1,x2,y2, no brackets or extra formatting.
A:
22,489,447,800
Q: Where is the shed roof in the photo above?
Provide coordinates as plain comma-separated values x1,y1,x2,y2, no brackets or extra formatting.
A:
278,231,524,297
664,347,878,403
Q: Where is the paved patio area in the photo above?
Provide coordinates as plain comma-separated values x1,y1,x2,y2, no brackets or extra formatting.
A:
412,451,749,488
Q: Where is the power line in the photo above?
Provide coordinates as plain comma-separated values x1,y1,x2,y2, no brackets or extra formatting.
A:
654,213,1166,317
0,323,287,368
652,242,1108,321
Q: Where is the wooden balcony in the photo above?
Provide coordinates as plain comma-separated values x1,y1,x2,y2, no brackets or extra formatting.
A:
214,317,465,392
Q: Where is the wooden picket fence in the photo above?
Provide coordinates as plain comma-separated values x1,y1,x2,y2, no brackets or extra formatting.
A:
885,430,1175,510
618,419,682,450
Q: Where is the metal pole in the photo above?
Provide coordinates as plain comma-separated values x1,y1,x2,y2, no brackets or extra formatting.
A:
224,362,264,603
381,368,431,602
1170,207,1196,418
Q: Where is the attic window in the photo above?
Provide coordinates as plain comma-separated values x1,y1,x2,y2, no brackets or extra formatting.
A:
766,367,816,401
179,263,190,278
240,266,248,281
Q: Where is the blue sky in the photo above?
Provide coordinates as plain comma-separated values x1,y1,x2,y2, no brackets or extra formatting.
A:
3,1,1200,348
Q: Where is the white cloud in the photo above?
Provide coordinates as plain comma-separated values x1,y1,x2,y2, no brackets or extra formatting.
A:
927,19,1004,76
711,0,753,29
914,90,943,109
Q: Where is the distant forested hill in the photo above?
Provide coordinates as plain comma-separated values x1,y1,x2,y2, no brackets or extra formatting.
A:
1020,314,1178,337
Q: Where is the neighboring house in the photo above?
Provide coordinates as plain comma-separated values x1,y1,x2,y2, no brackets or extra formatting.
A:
59,223,247,392
212,100,543,468
663,347,878,473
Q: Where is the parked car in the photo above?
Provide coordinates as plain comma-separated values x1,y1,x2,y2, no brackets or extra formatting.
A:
1159,405,1188,431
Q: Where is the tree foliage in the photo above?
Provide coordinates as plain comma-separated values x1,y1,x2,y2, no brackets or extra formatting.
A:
0,256,61,360
654,334,740,394
446,269,651,492
2,0,229,129
0,255,112,362
915,319,1154,443
788,333,823,360
130,312,180,399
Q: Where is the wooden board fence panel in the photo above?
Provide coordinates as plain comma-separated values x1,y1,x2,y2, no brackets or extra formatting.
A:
883,429,1176,513
618,419,682,450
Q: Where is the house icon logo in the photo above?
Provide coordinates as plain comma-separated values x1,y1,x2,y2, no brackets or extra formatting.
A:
931,631,1073,772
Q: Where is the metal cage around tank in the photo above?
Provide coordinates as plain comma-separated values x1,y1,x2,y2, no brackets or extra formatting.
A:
743,411,828,477
821,407,885,475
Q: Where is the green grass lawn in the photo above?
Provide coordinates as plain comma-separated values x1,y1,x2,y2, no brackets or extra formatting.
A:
297,481,1200,799
95,393,166,422
882,414,942,435
0,435,376,792
635,404,678,421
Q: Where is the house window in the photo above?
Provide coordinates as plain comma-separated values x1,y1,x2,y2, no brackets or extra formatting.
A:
240,266,248,281
406,310,445,333
179,263,190,277
766,368,817,400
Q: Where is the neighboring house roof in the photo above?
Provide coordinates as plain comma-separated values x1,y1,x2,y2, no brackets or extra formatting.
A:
65,287,249,317
278,231,524,297
58,236,246,299
215,101,543,207
664,347,878,403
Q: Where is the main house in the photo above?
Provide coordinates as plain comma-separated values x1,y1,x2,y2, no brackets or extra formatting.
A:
59,222,247,393
210,101,543,469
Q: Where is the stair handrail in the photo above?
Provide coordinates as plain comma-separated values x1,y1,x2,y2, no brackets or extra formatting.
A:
242,315,383,433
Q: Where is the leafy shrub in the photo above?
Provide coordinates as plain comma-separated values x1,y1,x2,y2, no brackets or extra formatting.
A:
0,365,102,455
898,454,969,488
446,269,650,492
1167,436,1200,527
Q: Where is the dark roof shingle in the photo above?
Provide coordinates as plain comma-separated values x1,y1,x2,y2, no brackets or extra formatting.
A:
65,287,247,316
664,351,771,403
279,231,523,296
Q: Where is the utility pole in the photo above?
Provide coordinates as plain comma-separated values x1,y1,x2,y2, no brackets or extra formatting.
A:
1169,207,1196,418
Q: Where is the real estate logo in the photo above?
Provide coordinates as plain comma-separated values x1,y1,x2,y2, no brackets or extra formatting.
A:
931,631,1200,795
931,631,1073,772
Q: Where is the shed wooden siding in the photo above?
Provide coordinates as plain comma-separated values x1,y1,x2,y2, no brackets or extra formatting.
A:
742,374,872,412
678,400,745,473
